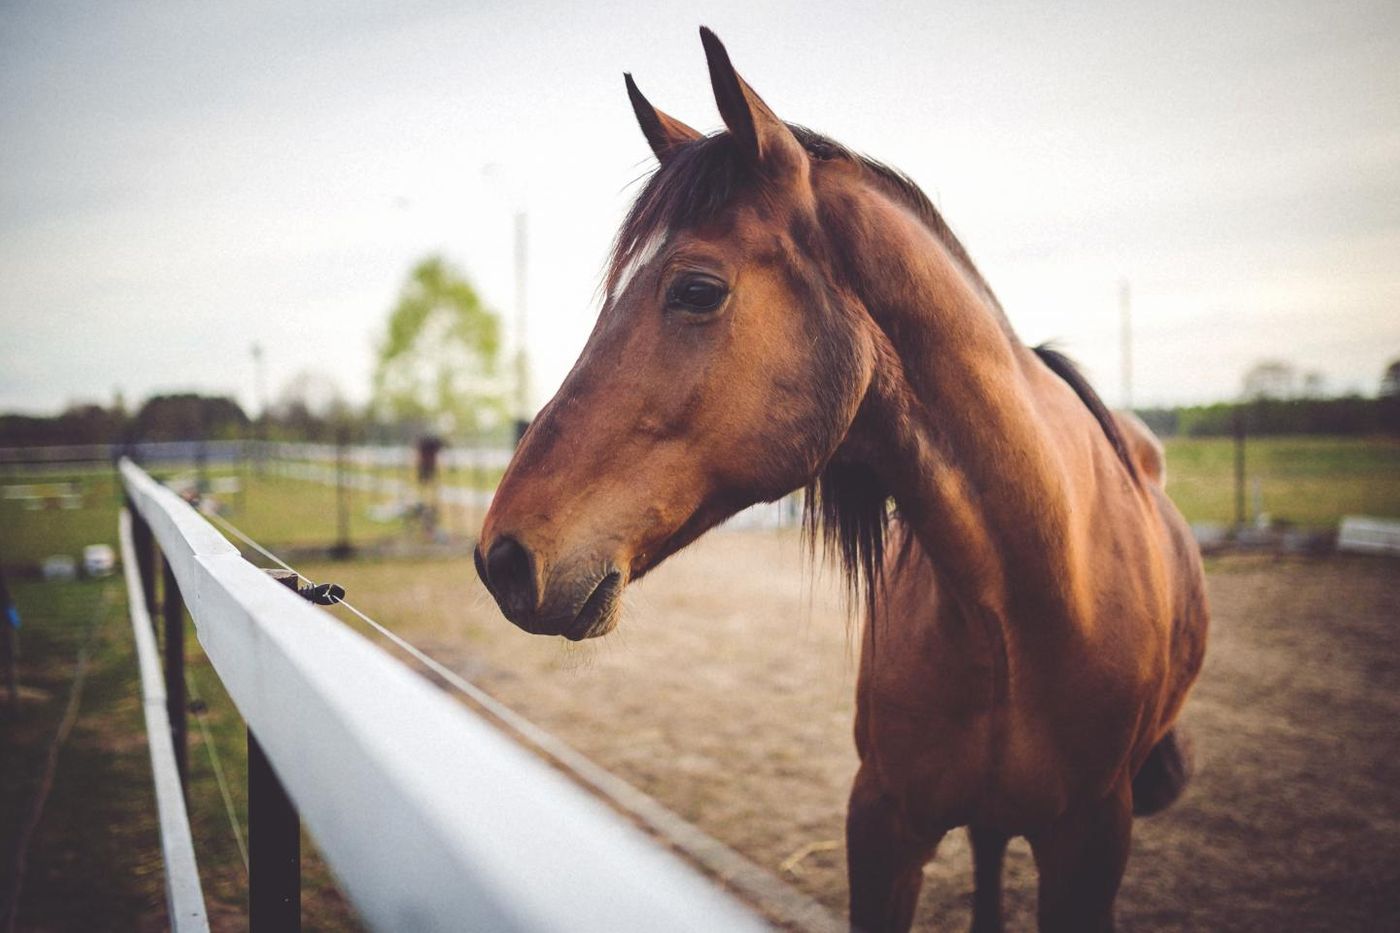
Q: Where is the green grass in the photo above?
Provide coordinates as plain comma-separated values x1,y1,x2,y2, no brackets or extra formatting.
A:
0,578,168,929
0,471,123,566
235,470,483,550
1162,436,1400,527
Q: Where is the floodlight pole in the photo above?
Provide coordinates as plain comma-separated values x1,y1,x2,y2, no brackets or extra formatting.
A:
251,342,267,475
513,210,531,445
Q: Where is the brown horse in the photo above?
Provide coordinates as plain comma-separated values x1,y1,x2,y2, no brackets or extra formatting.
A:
476,28,1208,932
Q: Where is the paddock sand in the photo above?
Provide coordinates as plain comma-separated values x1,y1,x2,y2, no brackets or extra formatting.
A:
308,534,1400,931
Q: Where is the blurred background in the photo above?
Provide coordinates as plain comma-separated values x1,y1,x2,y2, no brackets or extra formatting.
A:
2,3,1398,931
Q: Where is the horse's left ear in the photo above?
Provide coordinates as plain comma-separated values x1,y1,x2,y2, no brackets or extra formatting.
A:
699,27,806,175
625,73,702,163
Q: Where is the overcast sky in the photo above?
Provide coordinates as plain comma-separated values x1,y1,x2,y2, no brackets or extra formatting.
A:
2,0,1397,418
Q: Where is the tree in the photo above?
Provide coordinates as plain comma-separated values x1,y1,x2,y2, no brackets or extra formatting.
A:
1241,359,1297,401
1381,358,1400,434
131,394,249,441
1382,358,1400,398
371,256,507,435
271,370,349,440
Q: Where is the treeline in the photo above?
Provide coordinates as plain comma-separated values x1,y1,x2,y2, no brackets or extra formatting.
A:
0,393,513,448
1,394,251,447
1136,395,1400,438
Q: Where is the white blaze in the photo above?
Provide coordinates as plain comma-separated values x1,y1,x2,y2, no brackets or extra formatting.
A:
609,231,667,304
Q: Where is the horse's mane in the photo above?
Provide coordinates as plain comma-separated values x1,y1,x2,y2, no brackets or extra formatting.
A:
610,125,1139,610
609,124,1005,316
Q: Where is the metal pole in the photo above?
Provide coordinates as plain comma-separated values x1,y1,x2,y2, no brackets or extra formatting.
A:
196,419,209,497
2,626,15,718
1233,408,1247,529
249,569,301,931
514,210,531,446
252,343,267,478
332,427,352,560
1,564,17,718
162,556,188,791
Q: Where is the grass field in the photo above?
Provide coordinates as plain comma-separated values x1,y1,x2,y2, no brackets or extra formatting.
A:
1162,435,1400,527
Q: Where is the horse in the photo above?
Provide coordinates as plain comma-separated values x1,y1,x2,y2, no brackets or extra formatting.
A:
475,28,1208,932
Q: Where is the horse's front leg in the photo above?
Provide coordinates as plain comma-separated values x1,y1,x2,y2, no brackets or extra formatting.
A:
1026,779,1134,933
846,766,941,933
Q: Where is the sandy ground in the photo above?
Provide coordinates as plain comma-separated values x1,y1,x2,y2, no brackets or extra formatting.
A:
311,533,1400,931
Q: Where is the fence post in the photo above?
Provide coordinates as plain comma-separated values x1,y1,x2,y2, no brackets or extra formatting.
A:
249,569,301,931
331,427,352,560
1233,408,1247,529
1,565,17,719
162,557,188,791
130,499,157,627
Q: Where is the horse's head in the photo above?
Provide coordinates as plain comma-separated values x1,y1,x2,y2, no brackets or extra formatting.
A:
477,28,882,639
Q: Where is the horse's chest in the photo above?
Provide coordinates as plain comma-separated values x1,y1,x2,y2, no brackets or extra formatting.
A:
858,645,1145,832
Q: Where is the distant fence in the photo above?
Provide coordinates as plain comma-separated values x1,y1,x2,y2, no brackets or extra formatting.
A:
1,441,247,471
4,440,803,530
1337,515,1400,556
118,458,767,931
260,442,803,531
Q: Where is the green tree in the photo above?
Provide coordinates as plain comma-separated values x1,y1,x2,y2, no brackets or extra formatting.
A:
132,394,249,441
371,256,507,435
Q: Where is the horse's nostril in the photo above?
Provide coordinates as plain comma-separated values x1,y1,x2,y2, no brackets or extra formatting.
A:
484,535,538,615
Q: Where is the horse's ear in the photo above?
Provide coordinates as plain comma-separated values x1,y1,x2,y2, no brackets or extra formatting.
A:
699,27,804,173
625,73,702,164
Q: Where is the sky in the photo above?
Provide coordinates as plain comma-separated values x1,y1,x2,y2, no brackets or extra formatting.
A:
2,0,1398,418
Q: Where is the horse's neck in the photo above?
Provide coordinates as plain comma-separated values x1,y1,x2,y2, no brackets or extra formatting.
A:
837,190,1109,627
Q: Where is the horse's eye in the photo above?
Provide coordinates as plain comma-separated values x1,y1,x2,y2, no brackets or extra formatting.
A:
667,275,728,314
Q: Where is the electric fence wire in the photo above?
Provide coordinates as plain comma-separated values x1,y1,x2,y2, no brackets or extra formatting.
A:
183,668,249,873
199,507,844,933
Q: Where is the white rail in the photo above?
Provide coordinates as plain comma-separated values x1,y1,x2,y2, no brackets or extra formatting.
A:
119,458,765,932
119,509,210,933
1337,515,1400,556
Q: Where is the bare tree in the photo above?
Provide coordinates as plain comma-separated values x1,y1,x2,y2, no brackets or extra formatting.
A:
1241,359,1298,400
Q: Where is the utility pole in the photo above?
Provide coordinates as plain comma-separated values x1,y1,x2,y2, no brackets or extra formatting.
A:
251,342,267,475
513,210,531,446
1119,278,1133,412
251,342,267,422
1233,408,1247,529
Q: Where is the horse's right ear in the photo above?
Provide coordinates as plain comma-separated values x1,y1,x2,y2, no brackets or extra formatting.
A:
625,73,702,164
699,27,805,176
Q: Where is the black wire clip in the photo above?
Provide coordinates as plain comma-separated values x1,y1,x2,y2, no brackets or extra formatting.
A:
297,582,345,605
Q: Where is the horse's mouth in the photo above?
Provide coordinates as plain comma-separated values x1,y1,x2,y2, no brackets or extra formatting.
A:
564,570,624,641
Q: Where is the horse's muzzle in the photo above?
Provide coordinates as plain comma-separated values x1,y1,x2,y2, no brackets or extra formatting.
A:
474,535,624,640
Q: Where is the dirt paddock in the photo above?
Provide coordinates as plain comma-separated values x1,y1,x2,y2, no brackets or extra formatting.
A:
315,532,1400,931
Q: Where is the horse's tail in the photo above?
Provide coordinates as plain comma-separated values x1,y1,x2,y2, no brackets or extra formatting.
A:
1132,726,1195,817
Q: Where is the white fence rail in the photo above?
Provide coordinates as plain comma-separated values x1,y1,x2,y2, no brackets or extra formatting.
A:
1337,515,1400,556
119,509,210,933
119,459,765,932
